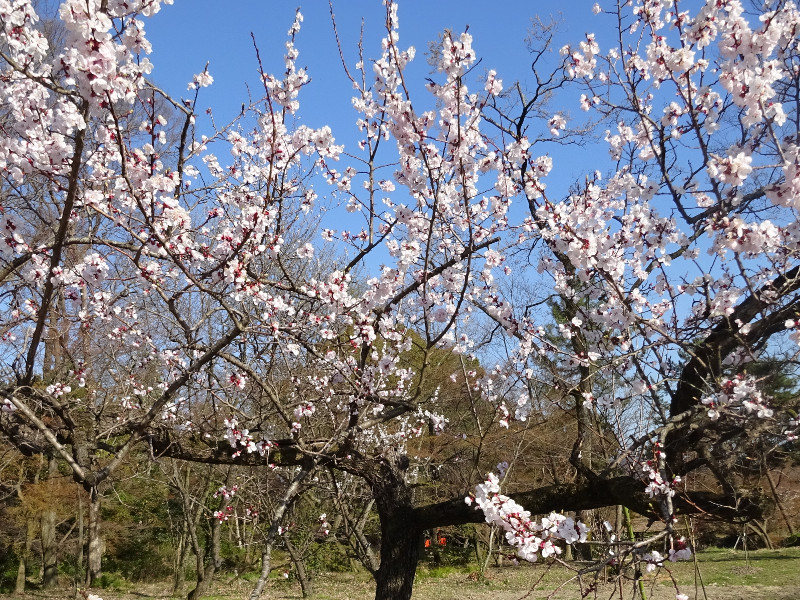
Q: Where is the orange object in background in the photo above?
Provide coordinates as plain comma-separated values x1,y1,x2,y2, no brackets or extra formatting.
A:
424,539,431,548
438,537,446,546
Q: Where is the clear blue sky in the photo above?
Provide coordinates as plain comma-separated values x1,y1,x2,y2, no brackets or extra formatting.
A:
142,0,608,268
145,1,602,138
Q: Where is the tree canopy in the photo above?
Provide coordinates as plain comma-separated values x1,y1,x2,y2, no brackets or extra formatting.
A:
1,1,799,599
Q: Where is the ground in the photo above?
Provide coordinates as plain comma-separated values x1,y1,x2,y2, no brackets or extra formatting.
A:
5,547,800,599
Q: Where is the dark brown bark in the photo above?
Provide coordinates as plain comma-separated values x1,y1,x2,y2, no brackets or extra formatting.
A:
372,457,421,600
411,475,767,530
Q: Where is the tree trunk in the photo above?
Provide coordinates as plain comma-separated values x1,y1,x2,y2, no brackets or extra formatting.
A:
77,490,84,572
285,537,313,598
86,486,103,586
249,544,274,600
186,511,221,600
41,508,58,587
248,463,312,600
574,509,593,560
172,528,188,596
15,518,35,594
187,472,226,600
15,553,27,594
765,470,795,536
372,458,421,600
41,455,59,588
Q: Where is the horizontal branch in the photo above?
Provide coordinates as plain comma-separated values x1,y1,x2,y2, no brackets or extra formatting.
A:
411,477,768,531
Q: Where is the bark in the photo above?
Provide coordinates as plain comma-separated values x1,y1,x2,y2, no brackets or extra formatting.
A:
765,470,795,536
374,506,420,600
187,469,229,600
14,457,37,595
285,537,313,598
249,544,275,600
77,490,84,571
41,508,58,587
171,528,188,596
372,457,421,600
171,463,209,600
411,475,767,530
187,511,222,600
86,486,103,586
41,455,59,588
15,518,34,594
666,266,800,471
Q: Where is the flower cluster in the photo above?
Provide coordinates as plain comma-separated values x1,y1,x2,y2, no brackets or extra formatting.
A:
466,473,587,562
701,377,774,421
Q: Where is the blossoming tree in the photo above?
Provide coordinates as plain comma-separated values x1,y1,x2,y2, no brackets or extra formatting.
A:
1,0,799,599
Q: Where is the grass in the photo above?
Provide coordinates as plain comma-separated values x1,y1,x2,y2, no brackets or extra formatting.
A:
668,545,800,588
6,546,800,599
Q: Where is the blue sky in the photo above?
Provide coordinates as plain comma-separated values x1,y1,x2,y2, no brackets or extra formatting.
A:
145,1,601,142
143,0,608,240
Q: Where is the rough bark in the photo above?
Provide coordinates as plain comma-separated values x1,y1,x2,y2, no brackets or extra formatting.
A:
41,455,59,588
372,457,421,600
86,486,103,586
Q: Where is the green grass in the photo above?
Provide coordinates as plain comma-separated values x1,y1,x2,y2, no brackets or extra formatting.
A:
9,546,800,599
668,546,800,587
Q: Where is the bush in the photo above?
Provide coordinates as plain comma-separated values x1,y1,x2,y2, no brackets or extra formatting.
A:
781,534,800,547
97,571,128,591
0,546,21,593
305,541,354,573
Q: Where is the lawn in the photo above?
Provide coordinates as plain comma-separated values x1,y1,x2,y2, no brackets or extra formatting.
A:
7,547,800,600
